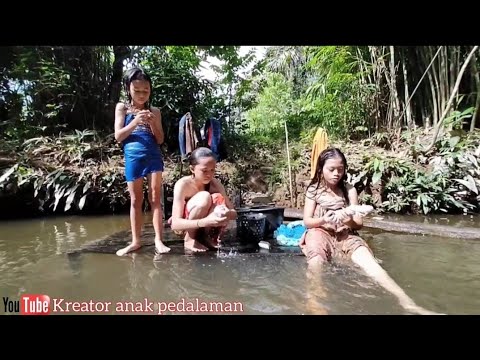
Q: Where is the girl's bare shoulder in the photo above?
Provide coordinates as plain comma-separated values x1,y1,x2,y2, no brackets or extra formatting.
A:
175,176,192,189
306,182,324,195
115,102,127,112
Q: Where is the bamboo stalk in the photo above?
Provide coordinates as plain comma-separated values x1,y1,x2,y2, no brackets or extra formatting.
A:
284,120,294,205
389,46,401,129
470,51,480,132
368,46,382,131
425,46,479,152
430,47,442,125
402,56,413,128
377,46,393,129
420,49,439,127
400,47,442,126
439,47,447,115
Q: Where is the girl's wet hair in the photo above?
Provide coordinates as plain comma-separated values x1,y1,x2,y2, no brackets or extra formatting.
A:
188,147,216,166
307,147,349,204
123,67,152,110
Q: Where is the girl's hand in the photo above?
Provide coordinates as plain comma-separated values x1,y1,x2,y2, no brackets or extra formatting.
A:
213,205,229,217
333,209,353,224
131,111,149,127
322,210,337,225
137,110,155,125
202,211,228,227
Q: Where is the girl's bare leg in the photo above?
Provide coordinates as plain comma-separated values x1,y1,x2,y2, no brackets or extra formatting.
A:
305,256,329,315
117,178,144,256
302,229,330,315
147,172,170,254
184,191,212,252
351,246,441,315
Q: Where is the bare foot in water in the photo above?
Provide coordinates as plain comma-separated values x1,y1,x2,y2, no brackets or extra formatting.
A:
116,243,142,256
401,301,444,315
154,240,171,254
184,239,208,252
204,227,222,249
204,236,221,250
408,306,444,315
306,297,329,315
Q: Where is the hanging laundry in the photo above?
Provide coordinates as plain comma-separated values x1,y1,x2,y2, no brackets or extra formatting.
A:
178,112,200,157
310,127,329,179
202,116,222,160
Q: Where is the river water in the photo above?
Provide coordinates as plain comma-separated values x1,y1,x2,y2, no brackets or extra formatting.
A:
1,213,479,315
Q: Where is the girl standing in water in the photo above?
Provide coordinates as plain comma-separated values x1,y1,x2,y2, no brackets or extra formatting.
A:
114,67,170,257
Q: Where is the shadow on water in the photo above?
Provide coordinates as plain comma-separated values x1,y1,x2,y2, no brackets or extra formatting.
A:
0,213,479,315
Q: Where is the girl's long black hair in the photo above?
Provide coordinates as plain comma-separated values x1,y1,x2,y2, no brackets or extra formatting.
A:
189,147,215,166
307,147,349,204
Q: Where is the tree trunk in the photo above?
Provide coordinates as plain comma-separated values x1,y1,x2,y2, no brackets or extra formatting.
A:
108,46,131,106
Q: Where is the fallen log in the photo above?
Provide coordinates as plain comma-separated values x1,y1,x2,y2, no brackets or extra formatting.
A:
284,207,480,240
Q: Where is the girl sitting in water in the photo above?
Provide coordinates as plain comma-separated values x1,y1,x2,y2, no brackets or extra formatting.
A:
301,147,439,315
170,147,237,252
